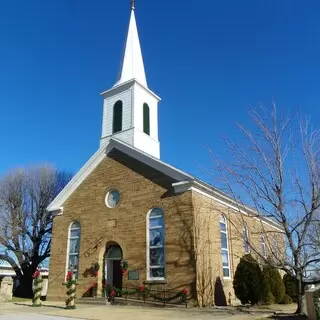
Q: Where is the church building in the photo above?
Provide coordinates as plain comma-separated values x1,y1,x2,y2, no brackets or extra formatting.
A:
47,3,283,305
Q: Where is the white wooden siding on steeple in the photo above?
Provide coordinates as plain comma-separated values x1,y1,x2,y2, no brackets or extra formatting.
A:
99,4,161,158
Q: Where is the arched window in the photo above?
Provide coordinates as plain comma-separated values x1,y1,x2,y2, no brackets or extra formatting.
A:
143,103,150,135
243,223,250,253
113,100,123,133
260,233,266,258
220,215,230,278
67,221,81,278
147,208,165,280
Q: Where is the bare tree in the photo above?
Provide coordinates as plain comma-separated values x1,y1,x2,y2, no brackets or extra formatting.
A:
0,165,72,297
208,104,320,314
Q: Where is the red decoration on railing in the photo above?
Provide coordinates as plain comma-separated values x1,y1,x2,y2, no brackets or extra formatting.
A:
139,285,145,292
32,270,40,279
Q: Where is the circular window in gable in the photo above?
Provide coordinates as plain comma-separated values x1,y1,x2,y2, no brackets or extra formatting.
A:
105,189,120,208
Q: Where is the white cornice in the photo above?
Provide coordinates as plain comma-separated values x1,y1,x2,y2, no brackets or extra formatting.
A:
100,79,160,101
47,147,107,212
172,181,284,232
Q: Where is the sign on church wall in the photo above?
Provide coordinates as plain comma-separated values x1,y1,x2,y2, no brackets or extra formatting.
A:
128,270,139,281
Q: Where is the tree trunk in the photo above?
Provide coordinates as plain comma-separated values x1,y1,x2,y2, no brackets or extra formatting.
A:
295,272,305,315
14,266,36,298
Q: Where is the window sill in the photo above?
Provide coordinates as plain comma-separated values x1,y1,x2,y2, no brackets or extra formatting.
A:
144,280,167,285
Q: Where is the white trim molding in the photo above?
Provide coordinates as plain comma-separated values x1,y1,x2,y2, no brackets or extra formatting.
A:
172,181,284,232
47,138,192,212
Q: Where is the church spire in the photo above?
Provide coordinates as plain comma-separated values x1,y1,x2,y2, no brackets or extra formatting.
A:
115,2,147,87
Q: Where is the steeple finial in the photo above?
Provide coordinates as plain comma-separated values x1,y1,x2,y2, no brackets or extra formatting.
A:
131,0,135,10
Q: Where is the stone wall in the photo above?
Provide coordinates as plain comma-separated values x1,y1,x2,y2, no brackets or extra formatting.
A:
0,277,13,302
47,150,196,300
192,190,285,306
305,287,320,320
47,149,284,305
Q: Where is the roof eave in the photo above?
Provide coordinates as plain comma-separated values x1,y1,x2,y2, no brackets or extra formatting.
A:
100,79,161,101
47,138,192,213
173,180,284,231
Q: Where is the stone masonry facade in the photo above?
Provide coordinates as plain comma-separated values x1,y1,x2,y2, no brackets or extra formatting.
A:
47,150,195,300
192,191,284,306
47,150,283,305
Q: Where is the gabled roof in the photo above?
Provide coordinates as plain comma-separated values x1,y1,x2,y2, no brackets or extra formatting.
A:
47,138,193,213
47,138,283,231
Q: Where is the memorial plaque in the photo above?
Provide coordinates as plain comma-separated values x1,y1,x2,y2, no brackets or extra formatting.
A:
128,270,139,280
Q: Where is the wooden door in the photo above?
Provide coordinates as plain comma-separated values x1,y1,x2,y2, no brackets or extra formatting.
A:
112,260,122,293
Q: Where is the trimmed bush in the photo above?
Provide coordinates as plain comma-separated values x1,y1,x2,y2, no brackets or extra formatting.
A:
262,289,275,305
279,293,293,305
283,274,298,303
233,254,263,305
261,268,275,305
263,265,285,303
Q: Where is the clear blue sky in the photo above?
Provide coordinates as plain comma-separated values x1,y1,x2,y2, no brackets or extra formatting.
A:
1,0,319,181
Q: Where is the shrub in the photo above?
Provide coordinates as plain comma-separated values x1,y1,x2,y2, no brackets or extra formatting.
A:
262,288,275,305
263,265,285,303
279,294,293,305
261,268,275,305
233,254,263,305
283,274,298,303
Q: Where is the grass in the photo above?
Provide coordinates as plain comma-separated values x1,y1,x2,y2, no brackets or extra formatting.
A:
9,296,31,303
255,305,273,309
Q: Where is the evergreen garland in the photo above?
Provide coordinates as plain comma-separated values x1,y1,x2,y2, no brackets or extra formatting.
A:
313,289,320,320
103,284,188,304
32,270,43,307
63,272,78,309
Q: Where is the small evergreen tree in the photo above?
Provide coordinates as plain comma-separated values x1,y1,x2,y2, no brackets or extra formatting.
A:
261,281,275,305
261,266,275,305
233,254,263,305
263,264,285,303
283,274,298,303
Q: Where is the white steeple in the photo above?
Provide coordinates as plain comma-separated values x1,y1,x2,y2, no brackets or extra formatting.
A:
115,6,147,87
100,2,161,159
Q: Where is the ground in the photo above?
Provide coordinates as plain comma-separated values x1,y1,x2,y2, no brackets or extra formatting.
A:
0,301,302,320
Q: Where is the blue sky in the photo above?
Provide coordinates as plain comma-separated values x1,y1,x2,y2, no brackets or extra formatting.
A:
0,0,319,182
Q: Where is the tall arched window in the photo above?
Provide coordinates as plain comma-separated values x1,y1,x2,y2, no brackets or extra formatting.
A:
220,215,230,278
67,221,81,278
147,208,165,280
113,100,123,133
143,103,150,135
260,233,266,258
243,223,250,253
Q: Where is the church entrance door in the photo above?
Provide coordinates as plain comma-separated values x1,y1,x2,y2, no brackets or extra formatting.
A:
105,245,123,291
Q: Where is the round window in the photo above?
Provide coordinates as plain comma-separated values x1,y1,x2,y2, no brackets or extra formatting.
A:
105,189,120,208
